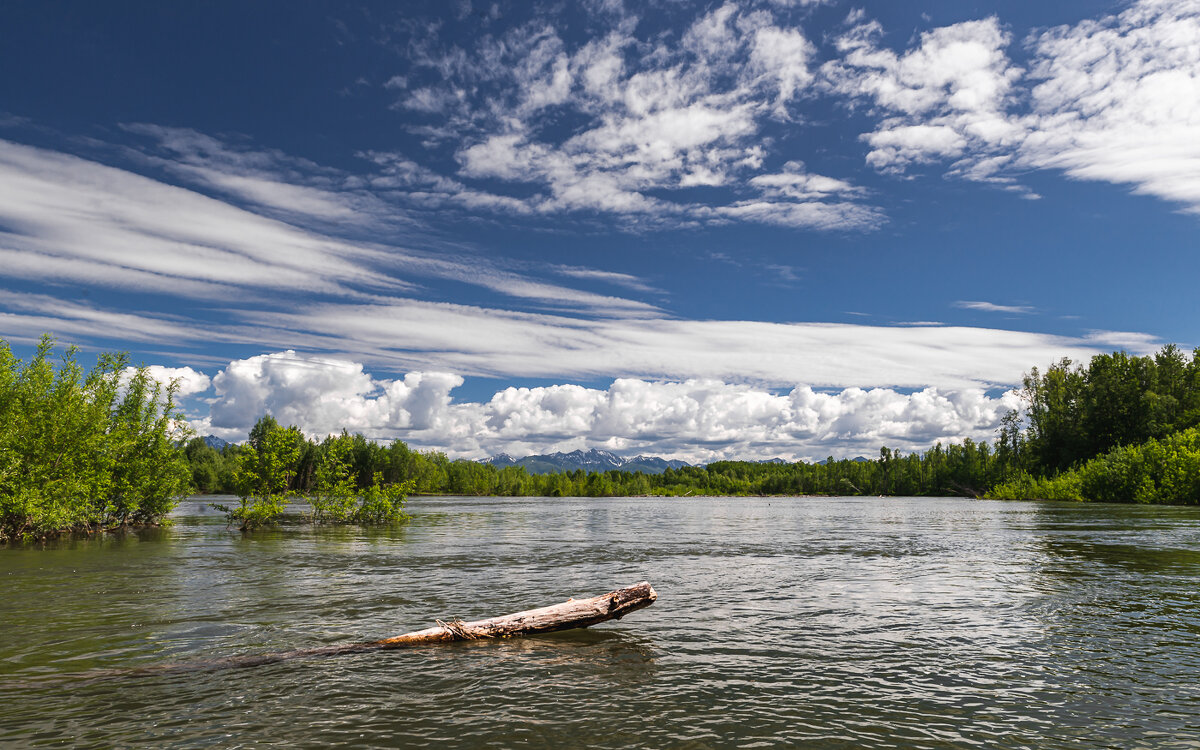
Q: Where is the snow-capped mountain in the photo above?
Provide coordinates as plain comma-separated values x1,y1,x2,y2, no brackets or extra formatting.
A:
485,448,691,475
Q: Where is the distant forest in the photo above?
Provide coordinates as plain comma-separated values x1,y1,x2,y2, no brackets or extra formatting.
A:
5,338,1200,541
184,344,1200,503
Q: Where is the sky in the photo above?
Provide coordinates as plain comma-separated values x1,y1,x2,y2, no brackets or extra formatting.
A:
0,0,1197,463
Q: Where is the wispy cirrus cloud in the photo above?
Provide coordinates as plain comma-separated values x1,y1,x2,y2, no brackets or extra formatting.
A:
0,137,659,317
954,301,1035,315
824,0,1200,211
0,286,1156,393
225,298,1153,390
1021,0,1200,212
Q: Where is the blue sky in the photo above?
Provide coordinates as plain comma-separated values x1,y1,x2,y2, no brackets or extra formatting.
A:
0,0,1197,462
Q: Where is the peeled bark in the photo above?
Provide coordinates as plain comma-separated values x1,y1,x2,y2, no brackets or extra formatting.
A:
65,582,659,678
375,580,658,647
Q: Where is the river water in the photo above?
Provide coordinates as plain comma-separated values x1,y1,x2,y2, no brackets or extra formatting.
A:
3,496,1200,748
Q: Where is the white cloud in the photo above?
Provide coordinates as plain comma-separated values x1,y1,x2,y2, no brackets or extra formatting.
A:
551,265,661,294
715,198,881,230
194,349,1024,462
234,298,1156,390
864,125,968,170
825,1,1200,211
954,301,1035,314
140,365,212,396
393,2,881,230
0,139,407,299
824,17,1024,174
0,291,216,345
750,25,816,109
0,138,658,317
1021,0,1200,211
8,285,1148,423
207,350,464,438
749,161,862,199
120,124,375,220
112,365,210,415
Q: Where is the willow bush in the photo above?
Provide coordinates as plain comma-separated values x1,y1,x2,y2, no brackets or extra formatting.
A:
0,336,191,542
213,426,412,529
990,427,1200,505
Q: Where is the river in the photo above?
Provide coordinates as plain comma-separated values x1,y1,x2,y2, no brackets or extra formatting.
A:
3,496,1200,748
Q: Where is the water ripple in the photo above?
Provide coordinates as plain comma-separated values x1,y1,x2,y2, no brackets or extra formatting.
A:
4,497,1200,748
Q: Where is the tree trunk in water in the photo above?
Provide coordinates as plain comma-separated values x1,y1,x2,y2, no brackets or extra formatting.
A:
375,580,657,647
63,582,660,678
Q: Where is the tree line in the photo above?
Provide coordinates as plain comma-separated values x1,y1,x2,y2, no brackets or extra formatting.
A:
185,344,1200,505
188,420,1003,499
5,336,1200,542
998,344,1200,476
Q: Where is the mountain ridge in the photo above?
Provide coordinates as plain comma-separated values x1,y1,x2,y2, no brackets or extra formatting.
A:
485,448,691,475
483,449,874,474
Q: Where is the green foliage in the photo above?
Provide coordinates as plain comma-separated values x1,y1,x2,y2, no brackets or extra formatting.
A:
183,344,1200,509
183,438,232,493
990,428,1200,505
1009,345,1200,475
210,425,413,528
355,473,413,524
309,432,361,523
0,335,192,542
212,416,305,529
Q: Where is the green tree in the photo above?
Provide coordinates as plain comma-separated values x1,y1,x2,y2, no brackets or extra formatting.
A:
215,416,305,529
310,431,359,523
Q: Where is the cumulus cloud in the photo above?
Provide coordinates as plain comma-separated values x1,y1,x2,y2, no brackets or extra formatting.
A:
141,366,212,396
193,350,1024,462
207,350,464,438
116,365,211,402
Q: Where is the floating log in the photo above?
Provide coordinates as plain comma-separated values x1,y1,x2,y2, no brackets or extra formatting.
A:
57,582,658,680
375,580,658,647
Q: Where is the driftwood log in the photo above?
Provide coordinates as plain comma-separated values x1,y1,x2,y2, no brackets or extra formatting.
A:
375,580,658,647
60,582,658,680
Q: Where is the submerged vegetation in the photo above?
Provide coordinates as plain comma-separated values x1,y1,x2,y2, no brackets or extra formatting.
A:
0,336,191,542
4,334,1200,543
209,417,412,529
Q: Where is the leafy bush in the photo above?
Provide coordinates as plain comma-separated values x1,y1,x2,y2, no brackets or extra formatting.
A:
0,336,191,542
212,419,305,529
213,423,412,528
989,428,1200,505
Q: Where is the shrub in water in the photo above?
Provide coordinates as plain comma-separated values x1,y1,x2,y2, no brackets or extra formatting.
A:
0,336,192,542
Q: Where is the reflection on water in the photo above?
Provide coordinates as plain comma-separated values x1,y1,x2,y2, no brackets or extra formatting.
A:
4,496,1200,748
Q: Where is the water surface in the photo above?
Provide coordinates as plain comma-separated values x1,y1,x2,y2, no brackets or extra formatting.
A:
3,496,1200,748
